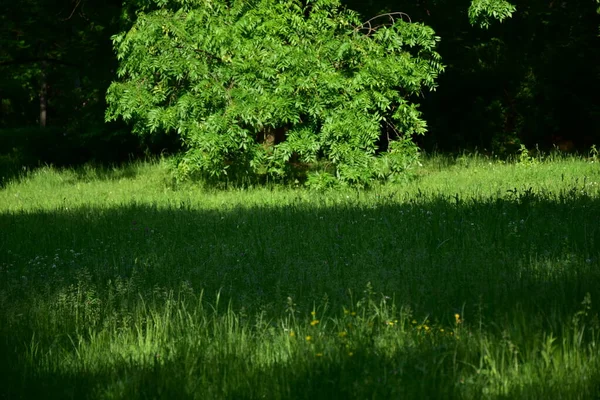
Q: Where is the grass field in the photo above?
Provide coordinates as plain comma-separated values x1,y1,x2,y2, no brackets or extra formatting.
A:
1,152,600,399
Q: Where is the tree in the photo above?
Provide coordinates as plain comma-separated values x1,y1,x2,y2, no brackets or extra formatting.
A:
106,0,443,186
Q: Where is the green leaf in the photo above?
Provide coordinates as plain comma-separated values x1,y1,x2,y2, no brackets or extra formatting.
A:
468,0,517,29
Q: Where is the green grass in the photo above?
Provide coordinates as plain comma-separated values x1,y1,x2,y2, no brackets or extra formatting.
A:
1,153,600,399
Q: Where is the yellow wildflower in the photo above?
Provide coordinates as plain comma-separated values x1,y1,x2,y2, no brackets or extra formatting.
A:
305,336,312,341
455,314,461,324
289,330,296,337
348,352,354,356
311,311,316,317
338,331,348,337
310,320,320,326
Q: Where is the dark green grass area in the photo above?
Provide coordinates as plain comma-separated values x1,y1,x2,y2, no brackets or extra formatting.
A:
3,191,599,316
1,158,600,399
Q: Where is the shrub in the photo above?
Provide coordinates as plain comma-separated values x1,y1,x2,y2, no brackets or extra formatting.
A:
106,0,443,186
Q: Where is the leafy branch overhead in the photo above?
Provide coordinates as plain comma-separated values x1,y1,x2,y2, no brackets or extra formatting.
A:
468,0,516,29
106,0,444,185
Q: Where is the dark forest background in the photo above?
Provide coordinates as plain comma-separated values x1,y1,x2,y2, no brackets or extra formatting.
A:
1,0,599,170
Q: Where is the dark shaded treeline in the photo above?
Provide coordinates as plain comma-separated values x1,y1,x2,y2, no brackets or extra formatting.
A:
0,0,179,172
347,0,600,153
1,0,599,169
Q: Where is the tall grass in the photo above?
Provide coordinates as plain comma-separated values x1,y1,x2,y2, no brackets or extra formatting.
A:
1,153,599,399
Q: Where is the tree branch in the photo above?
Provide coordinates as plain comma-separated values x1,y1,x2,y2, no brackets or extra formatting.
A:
64,0,82,21
355,12,412,36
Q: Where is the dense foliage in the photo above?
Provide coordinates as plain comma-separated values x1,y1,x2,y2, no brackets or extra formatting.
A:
1,0,599,181
106,0,443,185
468,0,516,29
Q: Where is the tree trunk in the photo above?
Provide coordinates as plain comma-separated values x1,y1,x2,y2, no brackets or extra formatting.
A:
39,60,48,128
260,126,287,149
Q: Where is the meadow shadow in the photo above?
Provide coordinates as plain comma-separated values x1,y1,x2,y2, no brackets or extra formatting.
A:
1,192,600,398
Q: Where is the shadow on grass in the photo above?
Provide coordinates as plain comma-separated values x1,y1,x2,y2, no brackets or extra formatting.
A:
0,126,178,187
2,191,599,315
1,192,600,398
1,334,599,400
0,345,441,399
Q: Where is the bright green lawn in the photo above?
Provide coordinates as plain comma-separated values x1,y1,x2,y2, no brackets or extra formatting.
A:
1,154,600,399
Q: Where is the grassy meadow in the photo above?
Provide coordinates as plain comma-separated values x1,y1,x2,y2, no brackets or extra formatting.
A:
1,152,600,399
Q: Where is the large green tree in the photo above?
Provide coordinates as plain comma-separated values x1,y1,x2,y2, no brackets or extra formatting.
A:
106,0,443,185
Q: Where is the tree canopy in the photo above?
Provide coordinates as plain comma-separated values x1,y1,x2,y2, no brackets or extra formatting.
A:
106,0,443,185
